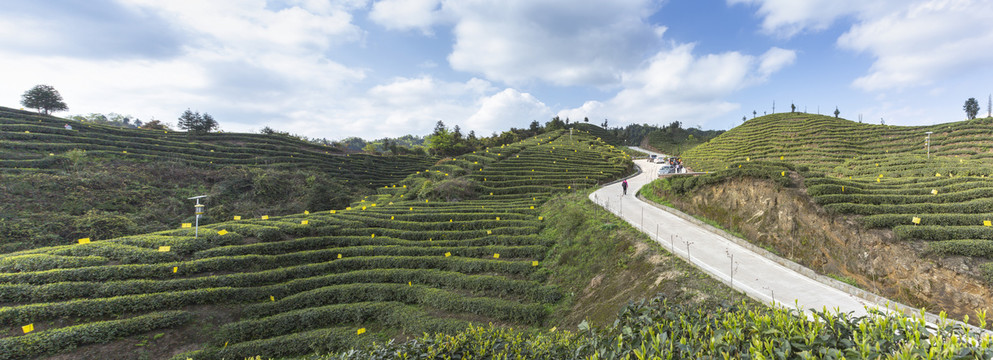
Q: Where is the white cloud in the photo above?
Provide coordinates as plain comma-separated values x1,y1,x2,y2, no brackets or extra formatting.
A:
838,0,993,91
558,44,794,128
736,0,993,91
727,0,893,38
369,0,444,33
466,89,553,135
369,0,664,87
278,76,502,139
758,47,797,76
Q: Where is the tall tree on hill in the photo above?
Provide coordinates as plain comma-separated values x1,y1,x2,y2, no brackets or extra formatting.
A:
834,107,840,118
177,109,219,134
964,97,980,120
791,103,796,113
20,85,68,114
752,110,756,119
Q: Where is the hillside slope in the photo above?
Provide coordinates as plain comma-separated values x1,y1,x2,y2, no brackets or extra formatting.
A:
667,113,993,318
0,130,632,359
0,107,437,252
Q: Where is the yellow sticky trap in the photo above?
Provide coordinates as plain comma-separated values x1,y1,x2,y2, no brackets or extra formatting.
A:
425,199,429,203
878,174,883,178
346,207,352,211
218,229,228,235
841,186,845,192
780,156,784,160
270,295,275,302
262,215,269,220
391,216,395,220
496,217,500,221
493,253,500,259
932,189,938,195
22,324,33,333
357,328,366,335
330,210,336,214
781,171,786,177
490,192,494,196
122,151,127,154
304,210,310,215
182,223,192,228
337,254,342,259
445,252,451,257
449,219,453,222
936,173,941,177
738,165,742,168
568,186,571,189
912,217,921,225
876,178,881,183
173,266,178,273
78,238,91,244
408,281,412,286
158,246,171,252
409,207,413,211
487,230,492,235
301,220,309,225
532,260,539,266
371,234,375,238
538,216,543,221
875,163,879,167
233,215,242,220
530,206,534,209
362,206,366,210
985,220,992,227
746,157,749,161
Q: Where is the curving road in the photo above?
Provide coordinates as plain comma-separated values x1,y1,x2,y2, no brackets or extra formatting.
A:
591,147,875,315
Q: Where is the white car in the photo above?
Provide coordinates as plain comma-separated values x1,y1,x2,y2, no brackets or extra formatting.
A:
658,164,675,175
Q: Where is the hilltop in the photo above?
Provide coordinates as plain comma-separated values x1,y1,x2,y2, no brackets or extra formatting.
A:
683,112,993,173
0,106,437,252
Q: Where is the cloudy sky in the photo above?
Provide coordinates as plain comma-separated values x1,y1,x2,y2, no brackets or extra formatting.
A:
2,0,992,140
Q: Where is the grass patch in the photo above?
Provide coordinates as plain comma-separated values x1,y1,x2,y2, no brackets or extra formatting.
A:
539,190,754,328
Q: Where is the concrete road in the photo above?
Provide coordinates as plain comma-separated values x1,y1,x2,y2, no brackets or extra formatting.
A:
593,147,874,315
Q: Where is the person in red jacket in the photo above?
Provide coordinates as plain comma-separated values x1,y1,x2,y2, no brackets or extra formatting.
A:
622,179,628,195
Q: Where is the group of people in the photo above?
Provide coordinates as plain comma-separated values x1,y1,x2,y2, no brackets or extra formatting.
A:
666,157,684,173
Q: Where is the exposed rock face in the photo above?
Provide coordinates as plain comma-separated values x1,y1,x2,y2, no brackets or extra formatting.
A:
668,177,993,320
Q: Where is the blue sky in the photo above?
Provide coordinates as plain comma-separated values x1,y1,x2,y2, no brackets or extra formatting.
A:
2,0,992,140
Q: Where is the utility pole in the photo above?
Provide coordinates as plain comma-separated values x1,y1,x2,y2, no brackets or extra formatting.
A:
926,132,933,159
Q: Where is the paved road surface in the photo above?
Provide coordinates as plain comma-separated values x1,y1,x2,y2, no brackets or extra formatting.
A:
592,147,873,315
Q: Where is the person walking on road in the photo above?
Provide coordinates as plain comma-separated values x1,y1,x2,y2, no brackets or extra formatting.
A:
622,179,628,195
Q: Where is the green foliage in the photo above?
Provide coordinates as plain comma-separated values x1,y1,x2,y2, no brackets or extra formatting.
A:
176,108,218,134
0,311,192,360
321,294,993,359
20,85,68,115
965,97,981,120
72,210,137,241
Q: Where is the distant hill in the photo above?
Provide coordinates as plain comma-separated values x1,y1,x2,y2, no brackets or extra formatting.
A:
0,106,436,252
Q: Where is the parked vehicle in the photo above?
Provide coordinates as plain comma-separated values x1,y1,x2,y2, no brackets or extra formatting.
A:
658,164,675,175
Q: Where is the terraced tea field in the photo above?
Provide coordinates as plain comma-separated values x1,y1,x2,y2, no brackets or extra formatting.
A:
0,106,432,188
0,130,630,359
0,106,441,252
679,114,993,285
